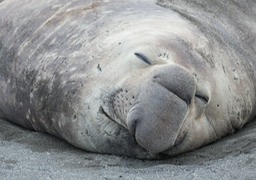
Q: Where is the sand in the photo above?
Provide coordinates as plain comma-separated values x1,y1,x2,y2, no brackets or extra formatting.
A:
1,118,256,180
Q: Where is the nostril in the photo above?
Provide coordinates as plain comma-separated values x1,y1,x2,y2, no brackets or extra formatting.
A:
194,94,209,118
152,65,196,106
195,94,209,104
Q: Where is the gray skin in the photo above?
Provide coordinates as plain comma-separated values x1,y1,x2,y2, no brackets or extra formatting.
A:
0,0,255,159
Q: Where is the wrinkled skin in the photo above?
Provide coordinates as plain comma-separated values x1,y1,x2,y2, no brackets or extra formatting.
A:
0,0,255,159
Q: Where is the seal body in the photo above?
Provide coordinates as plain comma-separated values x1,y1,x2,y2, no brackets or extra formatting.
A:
0,0,255,158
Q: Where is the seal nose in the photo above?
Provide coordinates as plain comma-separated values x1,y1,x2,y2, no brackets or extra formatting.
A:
127,65,196,153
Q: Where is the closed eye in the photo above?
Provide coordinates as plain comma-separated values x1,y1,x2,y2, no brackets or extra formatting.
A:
134,52,151,65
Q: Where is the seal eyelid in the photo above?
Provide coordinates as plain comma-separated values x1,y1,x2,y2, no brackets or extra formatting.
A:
134,52,152,65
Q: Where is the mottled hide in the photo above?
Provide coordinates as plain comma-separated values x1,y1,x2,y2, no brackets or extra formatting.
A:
0,0,255,159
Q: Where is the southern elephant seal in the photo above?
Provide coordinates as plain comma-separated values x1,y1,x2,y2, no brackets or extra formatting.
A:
0,0,255,159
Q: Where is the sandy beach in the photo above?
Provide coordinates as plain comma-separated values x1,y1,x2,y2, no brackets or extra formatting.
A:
1,118,256,180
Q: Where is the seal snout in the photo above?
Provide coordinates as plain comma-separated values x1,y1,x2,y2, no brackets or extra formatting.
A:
127,65,196,153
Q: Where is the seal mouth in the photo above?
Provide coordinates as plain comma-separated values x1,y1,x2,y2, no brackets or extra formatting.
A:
99,106,114,121
160,129,189,156
99,105,123,127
